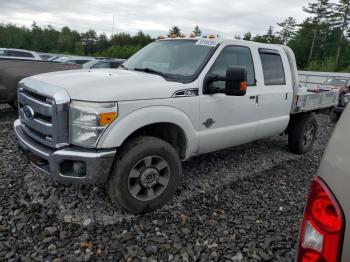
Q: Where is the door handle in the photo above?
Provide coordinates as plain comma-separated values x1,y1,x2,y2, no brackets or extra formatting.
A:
250,96,256,100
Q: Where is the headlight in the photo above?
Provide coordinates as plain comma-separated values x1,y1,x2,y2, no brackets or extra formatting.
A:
343,96,350,106
70,101,118,147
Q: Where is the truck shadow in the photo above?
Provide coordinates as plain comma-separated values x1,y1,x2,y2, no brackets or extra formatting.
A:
0,104,17,121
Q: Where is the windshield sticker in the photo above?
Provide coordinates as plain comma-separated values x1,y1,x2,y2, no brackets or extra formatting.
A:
195,39,218,47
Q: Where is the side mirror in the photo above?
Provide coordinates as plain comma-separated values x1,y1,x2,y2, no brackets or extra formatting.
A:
224,67,247,96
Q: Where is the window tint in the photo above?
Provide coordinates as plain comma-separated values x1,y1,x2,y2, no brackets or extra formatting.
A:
208,46,255,90
69,60,90,65
259,50,285,85
7,50,34,58
93,62,111,68
111,62,123,68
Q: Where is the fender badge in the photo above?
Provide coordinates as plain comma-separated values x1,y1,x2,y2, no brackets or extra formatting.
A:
203,118,215,128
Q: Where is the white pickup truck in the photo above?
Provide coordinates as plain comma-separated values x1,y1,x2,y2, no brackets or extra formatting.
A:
14,38,338,213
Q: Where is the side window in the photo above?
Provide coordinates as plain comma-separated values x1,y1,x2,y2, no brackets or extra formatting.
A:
7,50,34,58
93,62,110,69
111,62,122,68
208,46,256,90
259,50,285,85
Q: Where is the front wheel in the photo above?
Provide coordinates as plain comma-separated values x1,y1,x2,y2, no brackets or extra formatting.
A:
8,98,18,109
288,114,318,155
107,136,181,214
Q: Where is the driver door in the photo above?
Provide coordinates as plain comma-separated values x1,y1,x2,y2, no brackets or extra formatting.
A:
198,45,260,154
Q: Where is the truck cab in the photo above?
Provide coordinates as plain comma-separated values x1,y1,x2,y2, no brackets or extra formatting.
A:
14,38,325,213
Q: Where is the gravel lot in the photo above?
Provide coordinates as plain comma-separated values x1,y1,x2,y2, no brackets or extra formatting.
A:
0,104,335,261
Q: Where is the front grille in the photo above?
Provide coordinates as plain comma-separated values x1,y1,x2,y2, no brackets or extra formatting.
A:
18,84,70,149
22,88,49,103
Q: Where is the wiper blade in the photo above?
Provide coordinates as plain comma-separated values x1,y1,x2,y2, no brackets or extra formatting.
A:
134,67,168,78
119,64,128,70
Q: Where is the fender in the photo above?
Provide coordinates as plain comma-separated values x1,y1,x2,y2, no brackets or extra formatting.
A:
97,106,199,159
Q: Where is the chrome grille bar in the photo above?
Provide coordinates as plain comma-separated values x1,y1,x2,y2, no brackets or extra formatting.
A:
18,82,70,149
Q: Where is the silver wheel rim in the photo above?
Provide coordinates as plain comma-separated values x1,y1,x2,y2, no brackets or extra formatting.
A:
303,123,315,147
128,155,170,201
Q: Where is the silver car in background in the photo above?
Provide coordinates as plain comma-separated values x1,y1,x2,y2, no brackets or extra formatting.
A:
0,48,42,61
296,104,350,261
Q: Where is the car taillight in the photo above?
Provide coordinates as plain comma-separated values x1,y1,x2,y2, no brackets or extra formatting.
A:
297,177,344,262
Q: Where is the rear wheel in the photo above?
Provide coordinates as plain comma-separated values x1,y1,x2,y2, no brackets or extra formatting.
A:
288,114,318,155
107,136,181,214
329,108,340,123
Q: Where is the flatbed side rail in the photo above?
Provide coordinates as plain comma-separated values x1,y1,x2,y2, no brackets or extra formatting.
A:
291,90,339,114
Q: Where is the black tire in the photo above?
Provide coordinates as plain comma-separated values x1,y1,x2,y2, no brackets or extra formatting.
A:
107,136,181,214
288,114,318,155
8,98,18,109
329,109,340,123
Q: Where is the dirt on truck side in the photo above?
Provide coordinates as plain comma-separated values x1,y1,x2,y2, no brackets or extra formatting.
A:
0,60,80,106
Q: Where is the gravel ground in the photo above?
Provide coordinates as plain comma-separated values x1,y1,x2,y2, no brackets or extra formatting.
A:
0,104,335,261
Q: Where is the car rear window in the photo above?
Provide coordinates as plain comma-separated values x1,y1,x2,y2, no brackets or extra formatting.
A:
7,50,34,58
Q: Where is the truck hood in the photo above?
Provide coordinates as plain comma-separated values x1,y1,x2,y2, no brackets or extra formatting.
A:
22,69,187,101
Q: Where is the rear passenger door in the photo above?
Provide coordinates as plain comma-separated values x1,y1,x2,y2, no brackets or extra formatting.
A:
254,48,293,139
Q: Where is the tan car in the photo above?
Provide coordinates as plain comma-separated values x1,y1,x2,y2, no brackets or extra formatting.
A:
296,103,350,261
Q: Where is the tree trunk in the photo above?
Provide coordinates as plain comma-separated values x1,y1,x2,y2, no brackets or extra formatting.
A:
336,3,350,69
308,29,317,61
335,37,342,68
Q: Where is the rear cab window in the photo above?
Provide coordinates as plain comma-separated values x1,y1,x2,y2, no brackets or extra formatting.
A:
259,49,285,85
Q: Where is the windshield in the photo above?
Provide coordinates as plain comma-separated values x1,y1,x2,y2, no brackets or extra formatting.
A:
123,40,217,82
82,60,100,69
323,78,348,86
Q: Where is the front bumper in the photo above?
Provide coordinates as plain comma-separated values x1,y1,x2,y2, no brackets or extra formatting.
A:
14,119,116,184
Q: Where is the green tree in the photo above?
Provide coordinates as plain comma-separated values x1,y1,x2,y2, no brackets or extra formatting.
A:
243,32,252,41
193,25,202,36
168,26,181,37
81,29,98,54
74,42,84,55
57,26,80,53
96,33,110,52
303,0,333,61
277,17,297,44
253,27,282,44
331,0,350,67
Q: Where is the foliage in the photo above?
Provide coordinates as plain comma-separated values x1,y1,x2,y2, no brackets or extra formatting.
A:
243,32,252,41
252,27,283,44
305,57,337,72
2,0,350,72
168,26,181,37
277,17,297,44
243,0,350,72
193,25,202,36
0,23,153,58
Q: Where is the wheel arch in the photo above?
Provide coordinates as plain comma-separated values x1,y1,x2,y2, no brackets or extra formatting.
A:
98,106,198,159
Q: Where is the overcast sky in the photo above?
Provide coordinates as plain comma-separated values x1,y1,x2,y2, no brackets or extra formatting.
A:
0,0,313,38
